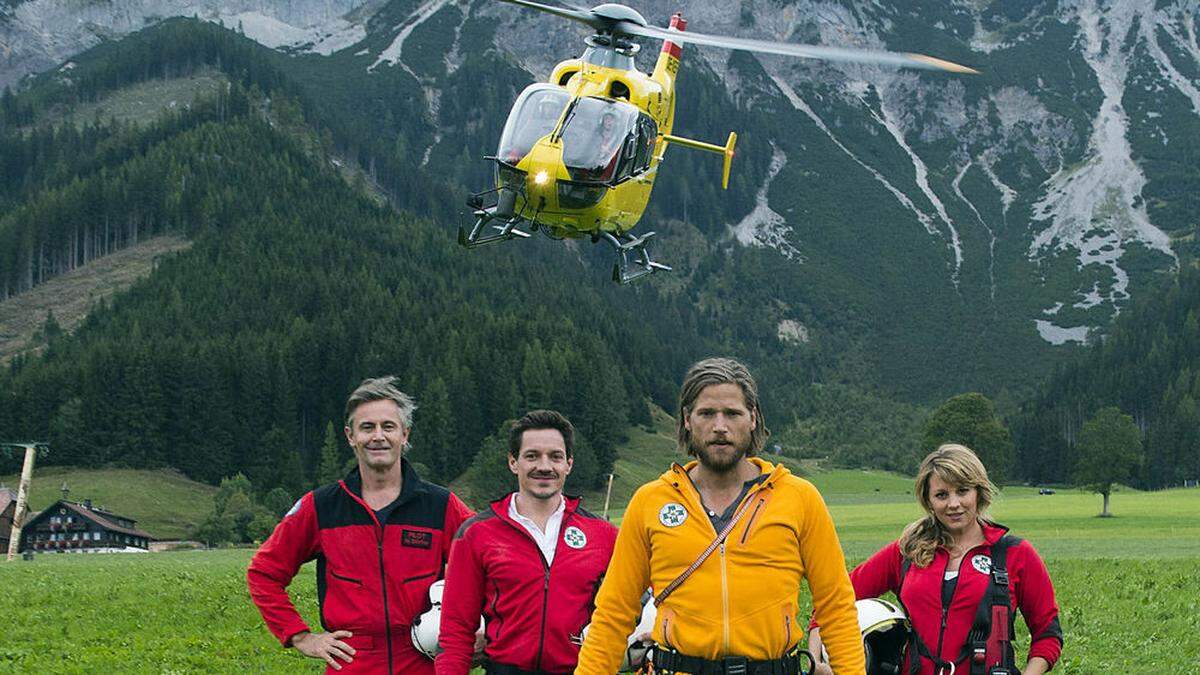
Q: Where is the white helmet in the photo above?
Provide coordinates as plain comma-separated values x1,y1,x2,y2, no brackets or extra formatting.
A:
411,580,446,659
412,580,487,660
576,592,658,672
856,598,909,675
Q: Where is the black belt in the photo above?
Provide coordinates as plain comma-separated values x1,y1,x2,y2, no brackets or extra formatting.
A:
483,662,570,675
651,647,810,675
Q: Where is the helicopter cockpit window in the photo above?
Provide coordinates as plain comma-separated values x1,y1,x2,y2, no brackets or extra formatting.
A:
560,97,640,184
497,84,570,167
633,114,658,174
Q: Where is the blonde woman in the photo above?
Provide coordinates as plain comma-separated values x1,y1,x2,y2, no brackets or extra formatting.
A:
810,444,1062,675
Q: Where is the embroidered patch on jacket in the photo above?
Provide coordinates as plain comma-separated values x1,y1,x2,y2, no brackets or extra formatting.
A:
564,526,587,549
658,502,688,527
402,529,433,549
971,554,992,574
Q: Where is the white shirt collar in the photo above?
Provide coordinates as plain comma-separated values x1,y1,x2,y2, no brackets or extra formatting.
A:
508,492,567,564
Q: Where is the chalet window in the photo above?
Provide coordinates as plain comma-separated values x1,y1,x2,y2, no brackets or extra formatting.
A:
93,532,101,541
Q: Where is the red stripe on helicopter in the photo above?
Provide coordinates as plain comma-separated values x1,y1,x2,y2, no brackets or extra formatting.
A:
661,13,686,58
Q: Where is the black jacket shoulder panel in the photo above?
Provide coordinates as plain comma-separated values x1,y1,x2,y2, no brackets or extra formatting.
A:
454,510,498,540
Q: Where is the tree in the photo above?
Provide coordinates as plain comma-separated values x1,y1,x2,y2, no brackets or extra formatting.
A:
316,421,344,485
263,487,295,519
453,424,516,509
214,473,253,514
922,393,1014,483
1074,407,1142,517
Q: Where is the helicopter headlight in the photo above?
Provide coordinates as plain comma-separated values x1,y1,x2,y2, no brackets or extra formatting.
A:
557,180,607,210
534,170,550,186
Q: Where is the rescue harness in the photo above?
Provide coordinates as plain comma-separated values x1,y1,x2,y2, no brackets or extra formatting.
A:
896,535,1020,675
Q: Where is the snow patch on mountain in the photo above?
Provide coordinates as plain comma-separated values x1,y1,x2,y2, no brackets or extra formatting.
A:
777,319,811,345
370,0,453,73
863,93,963,283
222,11,364,54
1031,0,1176,313
1034,320,1091,345
1141,5,1200,116
730,145,802,262
978,152,1017,214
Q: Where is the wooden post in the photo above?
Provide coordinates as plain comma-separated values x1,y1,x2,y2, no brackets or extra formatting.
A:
602,472,615,521
6,444,36,562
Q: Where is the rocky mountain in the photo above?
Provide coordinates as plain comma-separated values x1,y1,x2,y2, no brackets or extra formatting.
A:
3,0,1197,408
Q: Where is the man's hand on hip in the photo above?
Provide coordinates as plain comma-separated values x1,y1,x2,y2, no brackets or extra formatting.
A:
292,630,356,670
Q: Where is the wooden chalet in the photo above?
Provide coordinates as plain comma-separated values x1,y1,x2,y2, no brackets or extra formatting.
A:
0,486,16,553
21,499,153,553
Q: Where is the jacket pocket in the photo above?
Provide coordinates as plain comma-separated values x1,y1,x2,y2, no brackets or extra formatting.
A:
399,570,439,621
330,570,363,586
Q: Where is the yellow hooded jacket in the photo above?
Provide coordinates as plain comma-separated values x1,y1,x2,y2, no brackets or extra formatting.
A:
576,457,865,674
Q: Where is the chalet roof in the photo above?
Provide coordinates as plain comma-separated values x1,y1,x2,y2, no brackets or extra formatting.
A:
0,487,16,514
48,501,154,540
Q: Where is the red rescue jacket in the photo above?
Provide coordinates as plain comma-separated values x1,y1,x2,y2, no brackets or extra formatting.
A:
247,461,473,673
848,522,1062,674
436,493,618,675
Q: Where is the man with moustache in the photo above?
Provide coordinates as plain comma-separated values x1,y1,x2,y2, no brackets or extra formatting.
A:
248,376,473,674
436,410,618,675
576,357,866,674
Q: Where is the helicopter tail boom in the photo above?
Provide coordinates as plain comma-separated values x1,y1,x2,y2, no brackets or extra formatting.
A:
662,131,738,189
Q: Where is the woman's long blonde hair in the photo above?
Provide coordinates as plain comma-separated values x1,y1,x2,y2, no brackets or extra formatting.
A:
899,444,998,567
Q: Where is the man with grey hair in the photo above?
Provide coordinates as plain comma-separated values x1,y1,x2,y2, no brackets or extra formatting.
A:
248,376,474,674
577,357,865,674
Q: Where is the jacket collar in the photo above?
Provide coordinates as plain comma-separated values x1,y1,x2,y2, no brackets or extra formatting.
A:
661,455,789,489
340,457,427,507
980,520,1011,545
490,491,582,522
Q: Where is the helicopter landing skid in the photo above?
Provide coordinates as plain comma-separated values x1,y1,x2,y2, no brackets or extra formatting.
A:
457,209,533,248
601,231,672,284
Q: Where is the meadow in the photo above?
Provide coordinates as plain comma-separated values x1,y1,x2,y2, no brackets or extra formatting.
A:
2,475,1197,673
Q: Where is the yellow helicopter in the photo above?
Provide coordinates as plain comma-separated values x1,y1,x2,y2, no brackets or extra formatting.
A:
459,0,977,283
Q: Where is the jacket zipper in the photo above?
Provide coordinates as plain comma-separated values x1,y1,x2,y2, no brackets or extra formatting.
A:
784,614,792,649
501,503,565,672
720,541,730,653
377,529,393,672
739,498,766,545
534,558,551,671
935,554,951,660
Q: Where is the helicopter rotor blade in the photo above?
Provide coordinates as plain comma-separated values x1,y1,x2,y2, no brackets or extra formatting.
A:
495,0,601,29
619,22,979,74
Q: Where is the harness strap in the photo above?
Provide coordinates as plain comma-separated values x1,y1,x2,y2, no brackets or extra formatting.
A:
650,646,811,675
896,535,1020,675
653,488,761,607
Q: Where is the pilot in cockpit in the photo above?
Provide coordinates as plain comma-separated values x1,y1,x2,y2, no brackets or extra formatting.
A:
594,110,623,179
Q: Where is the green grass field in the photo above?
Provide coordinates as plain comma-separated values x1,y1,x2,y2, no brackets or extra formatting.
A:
3,411,1198,672
2,480,1197,672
